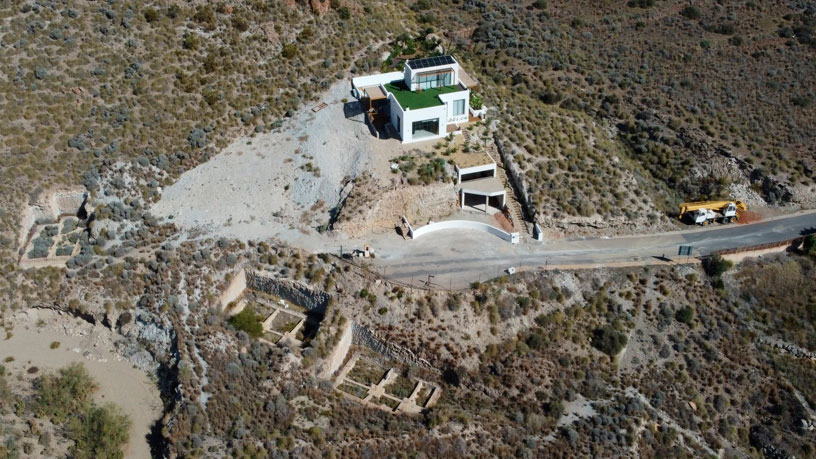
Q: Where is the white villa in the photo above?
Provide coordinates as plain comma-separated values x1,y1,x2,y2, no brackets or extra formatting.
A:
350,55,486,143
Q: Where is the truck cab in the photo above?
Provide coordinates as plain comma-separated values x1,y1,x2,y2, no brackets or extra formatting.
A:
690,209,716,225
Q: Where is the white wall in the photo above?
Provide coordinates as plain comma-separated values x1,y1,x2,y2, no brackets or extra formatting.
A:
388,93,404,137
401,104,447,143
412,220,520,244
405,63,460,90
456,163,496,183
350,71,404,97
439,89,470,126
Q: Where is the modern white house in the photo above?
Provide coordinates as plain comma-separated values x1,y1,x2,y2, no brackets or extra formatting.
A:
351,55,484,143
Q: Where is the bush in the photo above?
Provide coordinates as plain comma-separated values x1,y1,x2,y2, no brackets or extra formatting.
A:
627,0,655,7
68,403,131,459
591,326,627,357
675,306,694,325
183,33,200,50
143,8,158,23
338,6,350,20
470,92,483,110
703,254,733,277
681,6,701,20
281,43,297,59
792,95,813,108
803,234,816,256
35,363,97,422
228,307,264,338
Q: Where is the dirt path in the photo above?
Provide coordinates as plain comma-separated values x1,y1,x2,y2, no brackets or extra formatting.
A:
2,309,162,459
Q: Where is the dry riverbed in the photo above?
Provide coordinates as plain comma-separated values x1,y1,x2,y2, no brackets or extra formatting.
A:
2,309,162,459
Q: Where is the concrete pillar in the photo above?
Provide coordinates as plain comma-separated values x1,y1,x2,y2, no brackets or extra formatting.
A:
460,190,464,209
485,195,489,213
502,193,506,208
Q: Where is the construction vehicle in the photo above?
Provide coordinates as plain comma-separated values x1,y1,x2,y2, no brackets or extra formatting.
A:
678,200,747,225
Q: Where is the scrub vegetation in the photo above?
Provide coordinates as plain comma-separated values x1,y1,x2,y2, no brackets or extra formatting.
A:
0,0,814,457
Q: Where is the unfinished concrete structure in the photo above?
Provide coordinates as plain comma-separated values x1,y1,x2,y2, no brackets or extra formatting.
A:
450,148,506,214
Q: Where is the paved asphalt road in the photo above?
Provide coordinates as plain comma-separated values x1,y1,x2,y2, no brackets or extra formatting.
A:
370,211,816,289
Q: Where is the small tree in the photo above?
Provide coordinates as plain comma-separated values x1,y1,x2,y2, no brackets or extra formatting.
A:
703,254,733,277
803,234,816,256
591,326,627,357
681,6,701,20
228,307,264,338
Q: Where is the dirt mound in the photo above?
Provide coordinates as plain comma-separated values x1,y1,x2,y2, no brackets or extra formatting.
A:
334,182,456,238
737,210,762,224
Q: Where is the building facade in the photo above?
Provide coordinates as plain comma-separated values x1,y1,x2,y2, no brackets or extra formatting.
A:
351,55,481,143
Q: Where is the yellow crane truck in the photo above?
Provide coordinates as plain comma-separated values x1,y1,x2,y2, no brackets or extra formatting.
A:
678,200,747,225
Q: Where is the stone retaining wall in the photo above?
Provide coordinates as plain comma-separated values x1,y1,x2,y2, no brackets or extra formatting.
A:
352,322,432,368
246,271,330,314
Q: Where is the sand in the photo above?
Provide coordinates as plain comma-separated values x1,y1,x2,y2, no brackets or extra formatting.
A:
3,309,162,459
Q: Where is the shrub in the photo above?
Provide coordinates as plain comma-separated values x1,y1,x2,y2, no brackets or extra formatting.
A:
193,5,216,29
49,341,60,349
228,307,264,338
675,306,694,325
68,403,131,459
143,8,158,23
183,33,200,50
591,326,627,357
35,363,97,422
792,95,813,108
703,254,733,277
281,43,297,59
681,6,701,20
338,7,351,20
470,92,483,110
803,234,816,256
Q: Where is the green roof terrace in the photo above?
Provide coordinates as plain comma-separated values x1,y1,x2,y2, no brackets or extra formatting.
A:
384,82,465,110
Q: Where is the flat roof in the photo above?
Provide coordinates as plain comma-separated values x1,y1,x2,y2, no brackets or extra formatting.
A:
359,85,386,100
449,147,494,169
385,82,464,110
458,67,479,88
461,177,505,196
407,55,456,70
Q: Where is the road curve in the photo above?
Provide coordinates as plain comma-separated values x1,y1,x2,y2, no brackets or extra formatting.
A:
370,211,816,289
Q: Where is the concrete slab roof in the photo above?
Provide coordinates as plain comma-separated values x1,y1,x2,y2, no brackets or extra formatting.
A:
450,149,494,169
461,176,505,196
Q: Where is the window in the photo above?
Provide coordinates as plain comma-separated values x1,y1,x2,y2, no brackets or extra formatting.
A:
416,71,452,90
452,99,465,116
412,119,439,139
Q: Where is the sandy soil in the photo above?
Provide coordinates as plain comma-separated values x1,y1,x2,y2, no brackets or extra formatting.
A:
3,309,162,459
153,80,419,247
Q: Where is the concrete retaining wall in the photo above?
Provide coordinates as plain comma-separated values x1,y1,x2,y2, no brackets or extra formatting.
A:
323,321,354,377
412,220,519,244
246,271,330,314
219,269,247,311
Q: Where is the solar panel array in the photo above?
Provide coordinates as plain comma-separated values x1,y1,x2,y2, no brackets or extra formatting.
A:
407,55,455,70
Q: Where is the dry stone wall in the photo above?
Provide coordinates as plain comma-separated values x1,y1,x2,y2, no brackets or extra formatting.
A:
18,189,87,251
246,271,330,314
352,322,432,368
